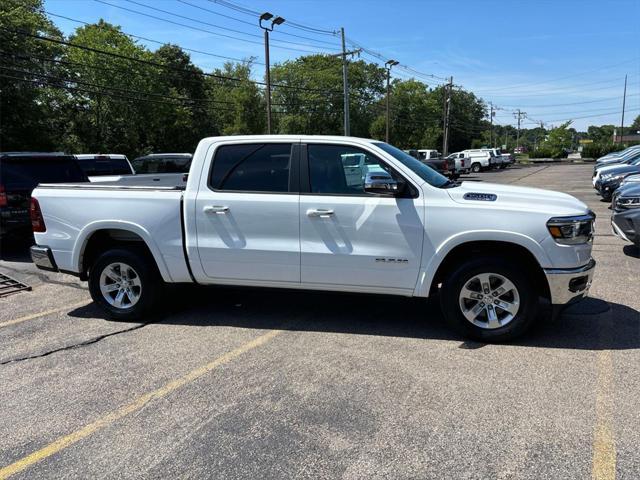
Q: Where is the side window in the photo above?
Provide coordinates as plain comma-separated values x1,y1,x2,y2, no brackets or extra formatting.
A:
210,143,292,192
308,144,400,195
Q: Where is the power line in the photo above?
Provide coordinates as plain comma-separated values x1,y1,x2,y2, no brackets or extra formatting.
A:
469,58,640,94
2,27,351,96
177,0,340,47
121,0,341,52
93,0,335,55
498,94,640,108
208,0,337,35
45,10,264,66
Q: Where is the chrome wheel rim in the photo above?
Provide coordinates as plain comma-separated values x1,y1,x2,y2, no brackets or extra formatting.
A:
99,262,142,309
458,272,520,329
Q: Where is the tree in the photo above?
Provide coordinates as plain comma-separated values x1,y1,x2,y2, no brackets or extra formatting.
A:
63,20,158,157
541,121,573,158
270,55,385,136
207,61,264,136
148,44,212,153
630,115,640,132
0,0,65,150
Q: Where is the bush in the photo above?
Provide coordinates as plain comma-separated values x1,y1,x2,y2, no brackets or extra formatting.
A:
530,146,555,159
581,143,620,159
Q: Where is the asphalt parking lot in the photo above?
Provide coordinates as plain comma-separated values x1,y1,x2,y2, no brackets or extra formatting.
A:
0,163,638,479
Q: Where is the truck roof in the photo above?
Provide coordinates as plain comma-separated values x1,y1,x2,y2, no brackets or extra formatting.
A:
0,152,71,159
199,135,381,144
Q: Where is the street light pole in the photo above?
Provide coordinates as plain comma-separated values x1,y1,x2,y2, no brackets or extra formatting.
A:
385,59,398,143
259,12,285,134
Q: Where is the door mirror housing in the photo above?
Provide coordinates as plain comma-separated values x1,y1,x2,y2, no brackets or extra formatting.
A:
363,171,400,195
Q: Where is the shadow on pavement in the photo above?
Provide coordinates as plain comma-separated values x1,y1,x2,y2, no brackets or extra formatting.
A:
623,244,640,258
69,285,639,351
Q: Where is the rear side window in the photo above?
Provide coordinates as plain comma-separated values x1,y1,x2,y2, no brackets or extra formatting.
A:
77,157,132,176
1,157,87,189
210,143,292,192
132,156,192,174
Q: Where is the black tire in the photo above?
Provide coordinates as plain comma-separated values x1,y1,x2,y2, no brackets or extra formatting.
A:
88,248,162,321
440,256,538,342
471,162,481,173
499,164,507,169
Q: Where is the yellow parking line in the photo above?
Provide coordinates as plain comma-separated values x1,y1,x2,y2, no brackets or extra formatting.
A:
0,328,282,479
0,301,91,329
592,323,616,480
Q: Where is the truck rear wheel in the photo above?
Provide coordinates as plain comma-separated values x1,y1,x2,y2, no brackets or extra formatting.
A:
471,162,482,173
89,248,162,321
439,257,538,342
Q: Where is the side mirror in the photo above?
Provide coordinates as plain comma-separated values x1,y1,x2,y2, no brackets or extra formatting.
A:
364,171,399,195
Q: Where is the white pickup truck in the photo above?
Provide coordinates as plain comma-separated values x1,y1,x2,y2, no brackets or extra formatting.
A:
30,135,596,342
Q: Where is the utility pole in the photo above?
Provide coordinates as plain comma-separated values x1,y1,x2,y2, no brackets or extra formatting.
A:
489,102,495,148
442,76,453,156
620,74,628,143
333,28,361,136
259,12,285,134
384,59,399,143
514,109,526,149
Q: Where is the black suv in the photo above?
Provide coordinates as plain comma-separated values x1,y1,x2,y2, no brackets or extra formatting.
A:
0,152,87,242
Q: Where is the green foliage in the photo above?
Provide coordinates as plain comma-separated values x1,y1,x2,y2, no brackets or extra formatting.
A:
0,0,64,150
581,142,620,159
630,115,640,131
538,121,573,158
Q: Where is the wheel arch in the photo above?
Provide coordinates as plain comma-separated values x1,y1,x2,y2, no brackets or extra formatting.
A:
419,238,551,301
74,222,172,282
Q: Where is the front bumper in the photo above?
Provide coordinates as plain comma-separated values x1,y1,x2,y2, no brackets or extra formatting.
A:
612,209,639,244
544,258,596,305
30,245,59,272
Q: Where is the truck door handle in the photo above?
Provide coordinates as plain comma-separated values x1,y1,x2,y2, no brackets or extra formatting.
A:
307,208,334,218
203,205,229,214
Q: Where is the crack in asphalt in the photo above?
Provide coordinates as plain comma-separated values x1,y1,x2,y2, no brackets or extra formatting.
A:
506,164,552,184
0,323,150,365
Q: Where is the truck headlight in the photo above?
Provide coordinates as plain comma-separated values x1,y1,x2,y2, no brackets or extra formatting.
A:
616,196,640,209
547,213,595,245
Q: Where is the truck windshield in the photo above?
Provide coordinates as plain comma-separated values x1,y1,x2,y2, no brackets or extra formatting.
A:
373,142,450,188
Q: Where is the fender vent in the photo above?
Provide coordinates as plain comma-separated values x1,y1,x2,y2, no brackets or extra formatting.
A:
463,193,497,202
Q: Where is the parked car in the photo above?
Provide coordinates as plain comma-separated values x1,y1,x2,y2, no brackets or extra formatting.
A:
462,149,494,173
74,154,134,181
131,153,192,174
592,153,640,186
446,152,470,175
0,152,88,242
594,145,640,166
595,163,640,201
30,135,596,342
415,149,456,178
611,183,640,248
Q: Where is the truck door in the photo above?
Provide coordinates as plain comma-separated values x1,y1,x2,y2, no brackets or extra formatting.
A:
299,143,424,291
194,142,300,283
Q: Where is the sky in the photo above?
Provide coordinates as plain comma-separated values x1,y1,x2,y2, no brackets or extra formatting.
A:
44,0,640,131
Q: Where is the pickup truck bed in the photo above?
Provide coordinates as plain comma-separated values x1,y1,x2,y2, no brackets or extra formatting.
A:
33,182,192,283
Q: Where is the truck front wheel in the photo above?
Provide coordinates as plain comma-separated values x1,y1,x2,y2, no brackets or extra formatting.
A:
471,162,482,173
88,248,162,321
440,257,538,342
